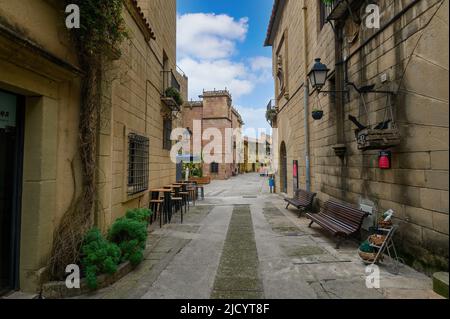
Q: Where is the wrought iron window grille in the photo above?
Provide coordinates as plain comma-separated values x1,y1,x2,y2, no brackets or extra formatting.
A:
127,133,149,195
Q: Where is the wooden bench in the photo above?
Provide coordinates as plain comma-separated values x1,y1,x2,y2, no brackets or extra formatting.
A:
306,200,369,249
284,189,317,217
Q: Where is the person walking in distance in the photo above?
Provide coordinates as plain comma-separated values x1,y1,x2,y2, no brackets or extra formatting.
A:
269,174,275,193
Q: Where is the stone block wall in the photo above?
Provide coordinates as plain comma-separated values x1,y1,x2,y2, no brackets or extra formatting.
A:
269,0,448,272
0,0,183,293
96,0,181,225
0,0,83,291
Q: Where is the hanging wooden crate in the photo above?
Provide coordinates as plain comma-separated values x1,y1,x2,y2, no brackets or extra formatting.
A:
356,128,401,151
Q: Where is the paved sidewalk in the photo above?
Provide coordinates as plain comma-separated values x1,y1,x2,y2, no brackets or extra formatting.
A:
80,173,442,299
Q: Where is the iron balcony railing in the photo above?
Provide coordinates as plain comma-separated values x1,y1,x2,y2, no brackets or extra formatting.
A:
325,0,359,22
176,65,187,78
266,99,277,127
161,69,182,110
267,99,276,111
324,0,338,15
162,69,181,94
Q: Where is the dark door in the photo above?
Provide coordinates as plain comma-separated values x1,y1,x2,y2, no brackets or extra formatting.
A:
176,161,183,182
280,142,287,193
0,90,23,294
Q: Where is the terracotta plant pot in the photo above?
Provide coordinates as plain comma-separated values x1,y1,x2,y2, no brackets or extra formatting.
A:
378,220,393,229
358,249,377,262
369,234,386,246
312,110,324,120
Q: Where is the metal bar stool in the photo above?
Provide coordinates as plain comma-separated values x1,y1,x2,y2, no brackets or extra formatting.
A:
196,185,205,200
171,185,184,224
160,188,173,224
149,190,164,228
186,182,196,206
178,183,190,212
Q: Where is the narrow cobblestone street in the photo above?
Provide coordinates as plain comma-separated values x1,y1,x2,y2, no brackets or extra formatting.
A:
79,174,441,299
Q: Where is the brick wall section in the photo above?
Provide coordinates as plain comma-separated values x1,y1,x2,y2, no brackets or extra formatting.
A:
269,0,448,271
181,90,242,180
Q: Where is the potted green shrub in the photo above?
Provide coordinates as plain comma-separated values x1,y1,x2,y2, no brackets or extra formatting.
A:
312,109,324,120
108,209,151,266
265,108,277,122
165,87,184,106
80,228,121,289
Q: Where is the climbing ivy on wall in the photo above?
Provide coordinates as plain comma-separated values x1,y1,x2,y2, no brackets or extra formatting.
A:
48,0,129,281
68,0,129,58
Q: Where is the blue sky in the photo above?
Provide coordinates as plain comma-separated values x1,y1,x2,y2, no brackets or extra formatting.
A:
177,0,274,133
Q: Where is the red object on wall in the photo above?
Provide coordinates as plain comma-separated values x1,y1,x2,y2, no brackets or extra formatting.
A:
379,151,391,169
293,161,298,177
293,160,299,191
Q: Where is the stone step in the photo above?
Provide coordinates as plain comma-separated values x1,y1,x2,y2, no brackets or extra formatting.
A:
433,272,449,299
1,291,39,299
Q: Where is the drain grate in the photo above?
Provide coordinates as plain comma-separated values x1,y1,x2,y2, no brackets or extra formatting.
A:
243,195,257,199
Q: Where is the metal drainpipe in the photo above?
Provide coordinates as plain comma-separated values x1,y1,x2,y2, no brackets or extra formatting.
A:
302,0,311,192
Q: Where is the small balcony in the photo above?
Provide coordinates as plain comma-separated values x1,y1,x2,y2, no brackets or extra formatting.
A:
267,99,276,111
325,0,359,22
161,70,182,111
265,99,277,127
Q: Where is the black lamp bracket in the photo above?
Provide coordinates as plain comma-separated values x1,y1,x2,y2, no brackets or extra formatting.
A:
318,82,395,96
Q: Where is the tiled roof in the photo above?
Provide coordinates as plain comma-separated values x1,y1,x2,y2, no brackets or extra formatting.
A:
264,0,285,47
126,0,156,41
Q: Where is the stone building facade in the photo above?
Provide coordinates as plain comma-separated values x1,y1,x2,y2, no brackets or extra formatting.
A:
265,0,448,272
182,89,244,180
241,135,272,173
0,0,186,293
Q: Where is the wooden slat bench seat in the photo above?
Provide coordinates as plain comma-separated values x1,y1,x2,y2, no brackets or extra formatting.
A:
284,189,317,217
306,200,369,249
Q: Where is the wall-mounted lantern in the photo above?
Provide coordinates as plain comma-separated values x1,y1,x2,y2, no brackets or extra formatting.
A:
308,58,330,91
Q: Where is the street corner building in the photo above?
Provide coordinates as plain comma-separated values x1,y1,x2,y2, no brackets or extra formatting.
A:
265,0,448,272
182,89,244,180
0,0,187,293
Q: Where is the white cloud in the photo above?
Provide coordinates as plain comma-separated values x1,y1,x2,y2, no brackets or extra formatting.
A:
250,56,272,72
237,106,271,132
248,56,273,82
176,12,274,120
178,58,254,99
177,13,249,60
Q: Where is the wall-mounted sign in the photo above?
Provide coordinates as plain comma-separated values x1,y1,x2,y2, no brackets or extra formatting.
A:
0,91,17,129
293,160,299,192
